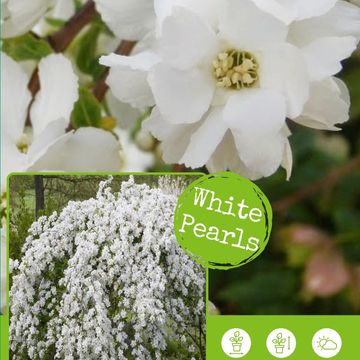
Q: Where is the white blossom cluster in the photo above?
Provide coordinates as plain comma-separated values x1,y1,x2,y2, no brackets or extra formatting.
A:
10,177,205,360
100,0,360,179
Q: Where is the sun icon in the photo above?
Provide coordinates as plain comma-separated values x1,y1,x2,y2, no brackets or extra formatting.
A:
317,336,338,351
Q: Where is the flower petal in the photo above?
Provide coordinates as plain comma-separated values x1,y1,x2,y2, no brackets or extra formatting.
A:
289,1,360,46
161,125,197,164
143,107,195,164
94,0,155,41
251,0,337,24
1,52,31,142
143,107,179,141
1,135,27,188
223,89,287,135
223,89,288,177
148,64,215,124
260,43,309,118
232,130,287,178
52,0,75,20
295,0,338,20
2,0,50,38
30,54,79,138
100,51,160,71
27,119,68,165
29,128,122,172
100,52,159,109
106,92,141,130
159,7,219,70
219,0,288,50
300,36,357,81
154,0,221,30
180,108,228,168
294,77,350,130
206,131,264,180
281,137,293,181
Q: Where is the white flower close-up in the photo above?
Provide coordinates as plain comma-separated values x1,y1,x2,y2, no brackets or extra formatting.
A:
100,0,360,180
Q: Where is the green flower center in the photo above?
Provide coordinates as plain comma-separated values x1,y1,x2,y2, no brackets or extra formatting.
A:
213,50,259,90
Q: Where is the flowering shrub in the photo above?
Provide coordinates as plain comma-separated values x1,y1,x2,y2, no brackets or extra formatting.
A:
10,177,205,359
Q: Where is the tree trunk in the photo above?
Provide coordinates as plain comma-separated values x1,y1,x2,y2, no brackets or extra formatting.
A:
34,175,45,219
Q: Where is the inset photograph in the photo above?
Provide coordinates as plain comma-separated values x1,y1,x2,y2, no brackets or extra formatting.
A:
8,174,205,360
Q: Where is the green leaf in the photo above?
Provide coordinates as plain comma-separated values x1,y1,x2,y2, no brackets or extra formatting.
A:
75,23,105,79
45,17,67,29
73,0,82,12
71,87,102,129
2,33,53,61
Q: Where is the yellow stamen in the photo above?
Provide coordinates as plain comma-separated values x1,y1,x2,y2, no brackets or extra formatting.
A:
213,49,259,90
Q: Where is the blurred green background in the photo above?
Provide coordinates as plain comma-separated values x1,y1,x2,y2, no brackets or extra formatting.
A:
209,49,360,315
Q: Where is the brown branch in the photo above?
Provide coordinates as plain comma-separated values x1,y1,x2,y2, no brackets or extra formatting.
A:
273,154,360,213
93,40,136,101
48,0,96,52
28,0,97,97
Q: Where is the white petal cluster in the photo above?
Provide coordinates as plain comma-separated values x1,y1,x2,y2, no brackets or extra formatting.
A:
10,177,205,359
100,0,360,179
1,0,77,38
1,52,122,193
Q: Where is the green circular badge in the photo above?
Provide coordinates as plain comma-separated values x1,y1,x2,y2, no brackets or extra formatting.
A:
174,172,272,270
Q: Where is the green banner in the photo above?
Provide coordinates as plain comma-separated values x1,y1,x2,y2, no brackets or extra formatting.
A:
207,315,360,359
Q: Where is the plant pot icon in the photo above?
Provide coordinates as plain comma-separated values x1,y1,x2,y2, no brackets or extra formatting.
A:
230,331,244,353
232,344,242,353
273,333,287,354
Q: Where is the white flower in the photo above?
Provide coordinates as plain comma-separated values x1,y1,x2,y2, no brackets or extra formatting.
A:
101,0,359,179
288,0,359,131
94,0,155,40
100,0,303,179
1,53,122,191
1,0,54,38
